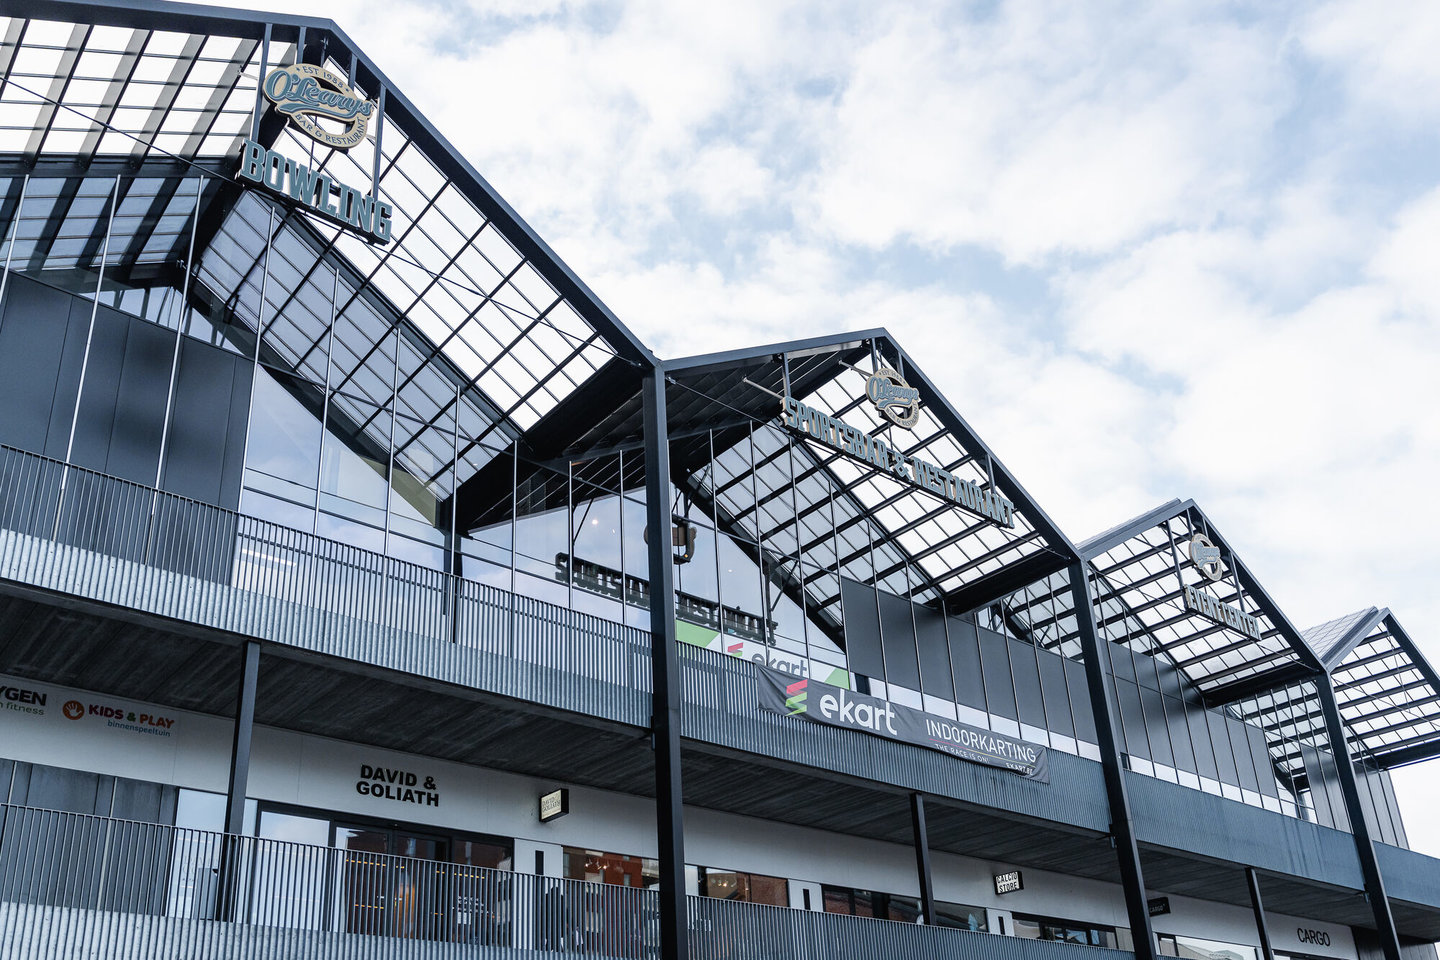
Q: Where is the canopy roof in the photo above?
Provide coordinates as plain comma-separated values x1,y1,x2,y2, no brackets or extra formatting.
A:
1231,609,1440,774
993,499,1320,691
1,0,654,499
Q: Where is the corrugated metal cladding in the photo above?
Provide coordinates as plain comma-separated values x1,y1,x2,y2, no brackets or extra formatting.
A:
1125,772,1362,890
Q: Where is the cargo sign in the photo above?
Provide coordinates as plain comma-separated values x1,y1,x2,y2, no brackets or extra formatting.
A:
780,395,1015,528
757,666,1047,781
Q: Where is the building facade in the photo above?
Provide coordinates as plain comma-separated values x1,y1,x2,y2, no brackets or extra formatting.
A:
1,2,1439,959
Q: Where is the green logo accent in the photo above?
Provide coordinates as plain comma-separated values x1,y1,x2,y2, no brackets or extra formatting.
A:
785,679,808,715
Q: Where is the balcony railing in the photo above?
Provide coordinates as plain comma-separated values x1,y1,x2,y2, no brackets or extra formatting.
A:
0,802,1133,960
0,444,653,728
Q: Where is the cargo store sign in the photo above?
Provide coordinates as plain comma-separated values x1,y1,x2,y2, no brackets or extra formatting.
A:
757,666,1047,781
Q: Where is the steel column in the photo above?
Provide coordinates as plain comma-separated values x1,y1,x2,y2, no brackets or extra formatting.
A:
642,370,688,960
1068,561,1157,960
217,639,259,922
910,793,937,925
1317,675,1402,960
1247,867,1276,960
224,639,260,835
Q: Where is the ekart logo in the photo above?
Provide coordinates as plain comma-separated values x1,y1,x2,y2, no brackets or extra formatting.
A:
785,679,808,716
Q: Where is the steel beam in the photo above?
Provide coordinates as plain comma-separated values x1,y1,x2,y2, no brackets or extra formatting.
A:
911,793,937,925
1317,675,1402,960
224,639,259,834
1068,561,1157,960
1247,867,1276,960
642,370,688,960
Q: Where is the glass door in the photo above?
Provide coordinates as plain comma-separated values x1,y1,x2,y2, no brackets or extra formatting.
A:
335,825,390,935
391,832,447,939
333,823,449,939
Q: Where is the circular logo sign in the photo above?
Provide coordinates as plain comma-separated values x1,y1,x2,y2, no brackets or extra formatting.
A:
865,367,921,429
62,700,84,720
1188,534,1223,582
263,63,376,151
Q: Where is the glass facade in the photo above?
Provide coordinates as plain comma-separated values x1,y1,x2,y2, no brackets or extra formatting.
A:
0,165,1392,831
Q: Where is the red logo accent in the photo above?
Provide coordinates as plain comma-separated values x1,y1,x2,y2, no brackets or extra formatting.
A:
786,679,808,695
726,642,743,656
62,700,84,720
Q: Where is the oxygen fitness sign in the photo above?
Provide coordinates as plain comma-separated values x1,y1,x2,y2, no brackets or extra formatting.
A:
757,666,1047,781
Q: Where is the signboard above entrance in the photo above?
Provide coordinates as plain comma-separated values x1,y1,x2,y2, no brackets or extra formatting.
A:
994,871,1024,894
779,395,1015,528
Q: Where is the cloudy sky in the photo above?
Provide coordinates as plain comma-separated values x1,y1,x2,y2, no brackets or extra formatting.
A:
210,0,1440,848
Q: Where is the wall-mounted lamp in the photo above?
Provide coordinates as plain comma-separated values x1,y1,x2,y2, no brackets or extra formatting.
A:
645,517,697,564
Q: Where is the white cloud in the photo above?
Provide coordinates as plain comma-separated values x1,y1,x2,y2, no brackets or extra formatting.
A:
799,2,1291,263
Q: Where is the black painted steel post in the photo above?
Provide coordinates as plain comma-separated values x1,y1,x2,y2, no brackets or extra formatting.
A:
1317,676,1403,960
911,793,937,924
1246,867,1276,960
1067,562,1157,960
217,639,259,920
643,371,688,960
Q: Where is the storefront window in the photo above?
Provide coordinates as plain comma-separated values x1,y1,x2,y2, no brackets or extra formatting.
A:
821,884,920,922
1159,934,1259,960
935,900,989,931
563,846,659,888
694,866,787,906
1013,912,1121,948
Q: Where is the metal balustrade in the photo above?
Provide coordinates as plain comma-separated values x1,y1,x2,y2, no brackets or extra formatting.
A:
0,803,1134,960
0,444,652,728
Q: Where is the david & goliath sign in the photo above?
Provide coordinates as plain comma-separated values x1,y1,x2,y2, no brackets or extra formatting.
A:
757,666,1047,781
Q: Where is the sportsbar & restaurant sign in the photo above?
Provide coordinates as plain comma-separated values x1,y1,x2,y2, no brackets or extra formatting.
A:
780,395,1016,528
757,666,1048,781
263,62,376,151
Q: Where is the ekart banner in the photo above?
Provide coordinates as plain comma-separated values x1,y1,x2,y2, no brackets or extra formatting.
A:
757,666,1048,782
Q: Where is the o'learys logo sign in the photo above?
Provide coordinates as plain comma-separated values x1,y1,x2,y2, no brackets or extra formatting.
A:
1189,534,1223,582
263,63,376,151
866,367,920,428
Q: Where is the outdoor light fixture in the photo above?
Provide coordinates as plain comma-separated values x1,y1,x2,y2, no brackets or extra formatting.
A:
643,516,697,564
